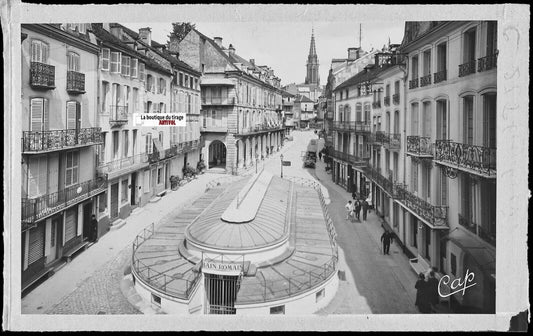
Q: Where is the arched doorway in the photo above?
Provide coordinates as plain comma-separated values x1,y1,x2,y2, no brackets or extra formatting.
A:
209,140,226,168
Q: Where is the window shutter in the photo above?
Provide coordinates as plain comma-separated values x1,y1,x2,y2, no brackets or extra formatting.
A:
130,58,138,78
121,55,130,76
102,48,110,70
111,52,121,73
139,63,145,82
31,40,39,62
66,101,77,129
30,98,44,132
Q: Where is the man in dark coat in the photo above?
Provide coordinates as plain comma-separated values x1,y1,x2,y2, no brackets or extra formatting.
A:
91,214,98,242
354,199,361,221
415,273,431,313
361,199,369,220
427,270,440,312
381,230,393,254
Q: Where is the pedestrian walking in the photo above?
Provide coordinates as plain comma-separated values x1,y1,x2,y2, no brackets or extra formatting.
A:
427,270,440,312
361,199,369,220
354,199,361,220
91,214,99,242
345,200,354,221
351,190,357,200
380,229,393,255
318,151,322,161
415,273,431,313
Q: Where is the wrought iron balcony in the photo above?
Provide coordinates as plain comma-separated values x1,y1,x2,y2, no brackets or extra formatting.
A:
236,123,283,135
433,70,447,84
396,185,449,228
372,101,381,109
148,150,160,163
66,70,85,94
477,52,498,72
371,131,387,146
30,62,55,89
332,121,371,133
330,148,370,167
384,96,390,106
420,74,432,87
408,78,419,89
384,133,401,150
97,153,149,178
202,97,236,105
459,60,476,77
21,176,108,231
392,93,400,105
364,166,394,196
434,140,496,178
109,105,129,127
22,127,102,153
406,136,433,157
458,214,495,246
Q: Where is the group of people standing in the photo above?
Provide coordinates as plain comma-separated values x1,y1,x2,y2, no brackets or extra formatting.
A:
344,196,369,222
415,269,440,313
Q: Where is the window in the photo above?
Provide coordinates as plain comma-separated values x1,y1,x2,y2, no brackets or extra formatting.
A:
133,88,139,113
179,72,183,86
110,52,121,73
423,49,431,76
411,55,419,79
31,40,49,63
184,74,189,88
66,101,80,130
145,133,152,154
461,173,475,229
425,226,431,260
463,96,474,145
437,42,447,72
51,220,56,247
436,100,448,140
123,130,129,157
355,104,362,122
121,179,128,203
158,131,163,144
121,55,130,76
78,23,86,34
482,93,496,148
139,63,145,82
130,58,138,78
486,21,498,55
270,305,285,314
67,51,80,72
463,28,477,62
144,170,150,193
411,103,419,135
394,81,400,95
28,156,47,197
439,169,448,206
101,48,110,71
450,253,457,276
65,151,79,187
422,101,431,137
157,167,162,185
112,131,119,159
30,98,49,131
411,160,418,192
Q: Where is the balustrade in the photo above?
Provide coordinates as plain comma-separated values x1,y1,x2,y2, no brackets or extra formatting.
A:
22,127,102,153
408,78,419,89
397,185,448,228
384,96,390,106
420,74,432,87
459,60,476,77
434,140,496,177
406,136,433,157
30,62,55,89
433,69,447,84
477,52,498,72
66,70,85,93
392,93,400,105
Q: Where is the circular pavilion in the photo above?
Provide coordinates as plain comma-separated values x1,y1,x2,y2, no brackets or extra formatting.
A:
131,171,339,315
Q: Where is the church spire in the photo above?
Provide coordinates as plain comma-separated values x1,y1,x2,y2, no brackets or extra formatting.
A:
305,28,320,85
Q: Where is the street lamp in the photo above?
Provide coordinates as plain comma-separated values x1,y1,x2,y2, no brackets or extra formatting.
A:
280,154,284,178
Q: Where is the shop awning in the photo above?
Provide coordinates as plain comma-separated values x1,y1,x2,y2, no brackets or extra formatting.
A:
444,228,496,280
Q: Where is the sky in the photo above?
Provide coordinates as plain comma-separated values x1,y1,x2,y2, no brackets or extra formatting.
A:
124,20,405,86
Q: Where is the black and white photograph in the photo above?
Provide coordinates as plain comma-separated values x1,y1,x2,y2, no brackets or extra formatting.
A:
2,2,529,332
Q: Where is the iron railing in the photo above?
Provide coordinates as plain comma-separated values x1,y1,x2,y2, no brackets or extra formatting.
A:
97,153,148,174
406,136,433,157
392,93,400,105
433,69,447,84
384,96,390,106
30,61,55,89
66,70,85,93
109,105,128,126
21,176,107,230
477,52,498,72
434,140,496,177
131,223,202,300
458,214,495,246
237,123,283,135
22,127,102,153
372,101,381,109
420,74,432,87
409,78,419,89
396,185,449,228
459,60,476,77
329,148,370,166
331,121,371,133
201,97,236,105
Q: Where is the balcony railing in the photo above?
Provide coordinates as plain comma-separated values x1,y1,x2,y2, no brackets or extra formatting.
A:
458,214,495,246
66,70,85,93
408,78,419,89
330,148,369,167
396,185,448,228
406,136,433,157
371,131,387,146
433,70,447,84
372,101,381,109
477,52,498,72
202,97,236,105
21,176,108,230
237,123,283,135
392,93,400,105
22,127,102,153
332,121,371,133
30,62,55,89
420,74,432,87
385,133,401,150
459,60,476,77
434,140,496,177
97,153,148,176
384,96,390,106
364,166,393,195
109,105,129,127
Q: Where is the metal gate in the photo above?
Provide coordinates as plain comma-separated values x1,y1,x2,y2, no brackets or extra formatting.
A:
204,273,241,314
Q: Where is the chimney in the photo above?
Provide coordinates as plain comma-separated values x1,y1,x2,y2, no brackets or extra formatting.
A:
110,24,123,39
347,47,359,61
139,27,152,46
168,34,179,54
228,44,235,55
214,37,222,47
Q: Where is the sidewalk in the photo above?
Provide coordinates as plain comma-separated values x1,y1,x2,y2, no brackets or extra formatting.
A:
312,158,420,314
21,172,225,314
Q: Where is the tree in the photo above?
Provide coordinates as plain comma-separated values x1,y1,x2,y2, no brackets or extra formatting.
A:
167,22,196,44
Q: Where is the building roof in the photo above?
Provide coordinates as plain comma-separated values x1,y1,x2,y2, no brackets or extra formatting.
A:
295,94,314,103
334,64,392,91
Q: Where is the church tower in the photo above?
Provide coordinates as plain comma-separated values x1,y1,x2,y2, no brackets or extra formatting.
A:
305,28,320,85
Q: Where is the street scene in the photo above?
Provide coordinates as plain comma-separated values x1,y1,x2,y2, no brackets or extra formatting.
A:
15,13,502,319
